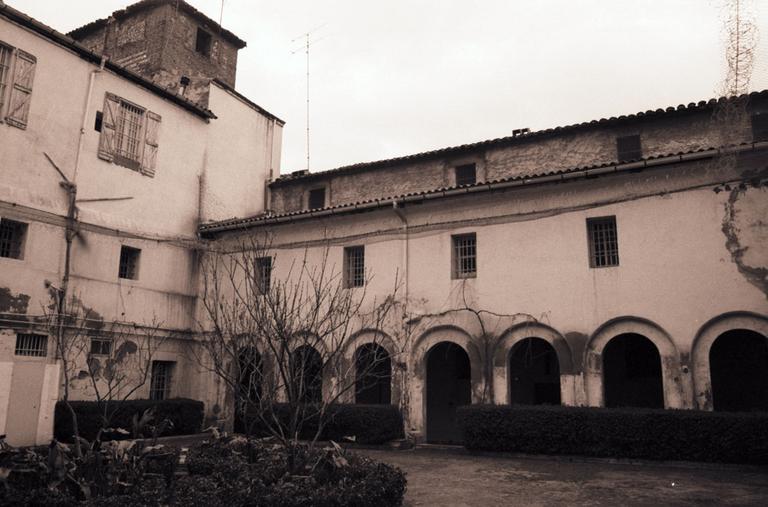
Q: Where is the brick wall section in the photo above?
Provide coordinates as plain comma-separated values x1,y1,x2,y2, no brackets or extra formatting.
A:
269,105,758,214
70,3,239,107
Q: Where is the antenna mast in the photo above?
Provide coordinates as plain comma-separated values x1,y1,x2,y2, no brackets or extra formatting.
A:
292,25,327,172
219,0,225,26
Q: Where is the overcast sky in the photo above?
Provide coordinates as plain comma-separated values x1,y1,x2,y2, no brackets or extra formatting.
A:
13,0,768,175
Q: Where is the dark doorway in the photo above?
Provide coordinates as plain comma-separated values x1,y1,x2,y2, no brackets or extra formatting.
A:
234,347,262,432
426,341,471,444
509,338,561,405
291,346,323,403
710,329,768,412
355,343,392,404
603,333,664,408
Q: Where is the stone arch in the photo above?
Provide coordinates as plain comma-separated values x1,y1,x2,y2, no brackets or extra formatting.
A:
584,317,684,408
410,325,484,443
493,323,574,406
691,312,768,411
341,328,400,405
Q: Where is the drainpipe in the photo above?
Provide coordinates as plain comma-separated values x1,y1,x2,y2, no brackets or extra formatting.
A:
72,56,106,183
392,200,409,312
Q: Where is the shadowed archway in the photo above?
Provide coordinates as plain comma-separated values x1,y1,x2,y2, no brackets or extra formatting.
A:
710,329,768,412
509,337,561,405
603,333,663,409
355,343,392,405
426,341,471,443
291,345,323,403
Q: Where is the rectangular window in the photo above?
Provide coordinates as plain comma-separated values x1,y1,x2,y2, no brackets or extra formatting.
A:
118,245,141,280
751,113,768,142
308,187,326,210
616,134,642,162
0,218,27,259
452,233,477,279
587,216,619,268
90,337,112,356
0,44,11,115
98,93,161,176
455,163,477,186
0,42,37,129
15,333,47,357
256,256,272,294
195,28,212,56
150,361,174,400
344,246,365,288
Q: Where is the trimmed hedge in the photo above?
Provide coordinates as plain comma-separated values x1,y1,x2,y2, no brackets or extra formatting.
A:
54,398,204,442
236,403,404,444
458,405,768,464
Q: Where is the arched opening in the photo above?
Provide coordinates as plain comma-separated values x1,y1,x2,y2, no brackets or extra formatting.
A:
291,345,323,404
710,329,768,412
509,338,561,405
426,341,471,444
603,333,663,408
355,343,392,404
234,347,262,432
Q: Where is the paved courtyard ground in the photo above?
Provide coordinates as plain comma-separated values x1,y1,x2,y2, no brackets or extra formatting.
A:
360,447,768,506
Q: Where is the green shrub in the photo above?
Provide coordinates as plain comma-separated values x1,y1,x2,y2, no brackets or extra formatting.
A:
458,404,768,464
54,398,204,442
237,403,404,445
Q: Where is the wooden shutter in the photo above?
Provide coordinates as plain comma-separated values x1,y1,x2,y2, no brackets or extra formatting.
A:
5,50,36,129
98,93,121,162
141,111,161,177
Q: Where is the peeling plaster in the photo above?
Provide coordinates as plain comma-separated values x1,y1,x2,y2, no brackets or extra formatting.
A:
722,185,768,299
0,287,30,315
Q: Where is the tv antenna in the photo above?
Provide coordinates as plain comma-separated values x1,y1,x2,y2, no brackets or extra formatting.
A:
291,24,328,172
219,0,225,26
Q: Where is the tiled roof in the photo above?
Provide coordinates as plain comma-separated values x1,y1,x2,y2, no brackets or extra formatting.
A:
272,90,768,186
199,142,765,235
68,0,246,49
0,2,216,120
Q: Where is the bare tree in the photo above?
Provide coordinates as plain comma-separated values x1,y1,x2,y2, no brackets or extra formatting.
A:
195,233,401,472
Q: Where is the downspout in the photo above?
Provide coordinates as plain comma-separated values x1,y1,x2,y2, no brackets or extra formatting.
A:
392,200,408,310
392,199,411,435
265,118,276,213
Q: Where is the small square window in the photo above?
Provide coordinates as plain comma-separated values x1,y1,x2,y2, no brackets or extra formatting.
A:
587,216,619,268
0,218,28,259
195,28,212,57
452,233,477,279
455,163,477,186
751,114,768,142
308,187,326,210
616,135,642,162
344,246,365,288
150,360,174,400
256,256,272,294
90,337,112,356
15,333,47,357
118,246,141,280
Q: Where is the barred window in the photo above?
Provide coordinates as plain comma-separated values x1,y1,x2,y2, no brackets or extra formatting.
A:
455,163,477,186
115,101,145,165
90,337,112,356
15,333,47,357
256,256,272,294
118,246,141,280
616,134,642,162
344,246,365,288
97,93,161,177
308,187,326,210
150,361,174,400
0,218,27,259
587,216,619,268
452,233,477,279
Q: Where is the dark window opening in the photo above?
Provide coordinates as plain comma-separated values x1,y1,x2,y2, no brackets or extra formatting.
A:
616,134,642,161
150,361,174,400
710,329,768,412
355,343,391,404
195,28,212,57
587,216,619,268
603,333,663,409
751,113,768,142
0,218,27,259
509,338,561,405
344,246,365,288
90,337,112,356
118,246,141,280
307,187,326,210
291,346,323,404
15,333,47,357
256,256,272,294
94,111,103,132
452,233,477,278
455,163,477,186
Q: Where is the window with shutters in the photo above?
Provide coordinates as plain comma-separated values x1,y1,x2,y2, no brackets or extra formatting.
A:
587,216,619,268
98,92,162,177
0,41,37,129
344,246,365,288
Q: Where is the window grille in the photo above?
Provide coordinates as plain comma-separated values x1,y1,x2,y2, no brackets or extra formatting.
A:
751,113,768,142
616,134,642,162
15,333,47,357
452,233,477,278
118,246,141,280
90,337,112,356
455,163,477,186
587,216,619,268
150,361,174,400
344,246,365,288
115,101,145,165
0,218,27,259
256,256,272,294
308,187,326,210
